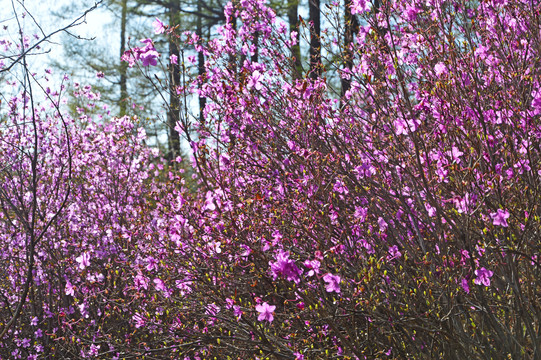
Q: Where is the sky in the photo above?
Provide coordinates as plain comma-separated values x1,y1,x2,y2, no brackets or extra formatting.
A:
0,0,113,73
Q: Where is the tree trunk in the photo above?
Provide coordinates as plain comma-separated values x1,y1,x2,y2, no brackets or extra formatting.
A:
288,0,302,79
197,0,206,123
119,0,128,116
168,2,181,158
341,0,357,98
308,0,321,79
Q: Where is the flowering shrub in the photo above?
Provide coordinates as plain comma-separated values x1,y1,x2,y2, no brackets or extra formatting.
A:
158,0,541,357
1,0,541,358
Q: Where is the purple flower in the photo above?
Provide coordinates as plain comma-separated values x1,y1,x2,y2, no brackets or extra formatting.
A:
490,209,510,227
233,305,242,320
387,245,402,260
135,273,149,290
333,179,349,194
152,18,165,34
141,50,160,67
474,267,494,287
206,303,221,316
248,70,263,91
89,344,100,356
146,256,158,271
133,313,146,328
79,303,89,318
121,50,137,67
434,62,448,77
323,273,341,293
153,278,166,292
269,250,302,283
303,259,320,277
256,302,276,322
65,280,76,296
140,38,154,47
461,278,470,293
75,252,90,269
350,0,371,14
405,5,422,21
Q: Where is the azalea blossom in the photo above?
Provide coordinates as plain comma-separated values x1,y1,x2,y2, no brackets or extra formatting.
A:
248,70,263,91
75,252,90,269
205,303,221,317
350,0,371,14
474,267,494,286
65,280,76,296
387,245,402,260
269,250,302,283
233,305,242,320
490,209,510,227
141,49,160,67
461,278,470,293
256,302,276,322
434,62,448,77
152,18,165,34
323,273,341,293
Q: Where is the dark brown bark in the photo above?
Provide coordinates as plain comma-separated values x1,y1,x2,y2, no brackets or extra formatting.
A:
341,0,357,98
119,0,128,116
197,0,206,123
251,30,259,64
168,2,181,157
308,0,321,79
287,0,302,79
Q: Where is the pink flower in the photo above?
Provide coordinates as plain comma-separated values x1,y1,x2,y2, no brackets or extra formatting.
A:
141,50,160,67
474,267,494,286
139,38,154,49
65,280,76,296
133,313,146,328
303,259,320,277
350,0,371,14
75,252,90,269
121,50,137,67
152,18,165,34
434,62,448,77
333,179,349,194
248,70,263,91
170,54,178,65
154,278,167,292
323,273,341,293
405,5,422,21
256,302,276,322
490,209,510,227
89,344,100,356
205,303,221,316
269,250,302,283
387,245,402,260
461,278,470,293
135,273,149,290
